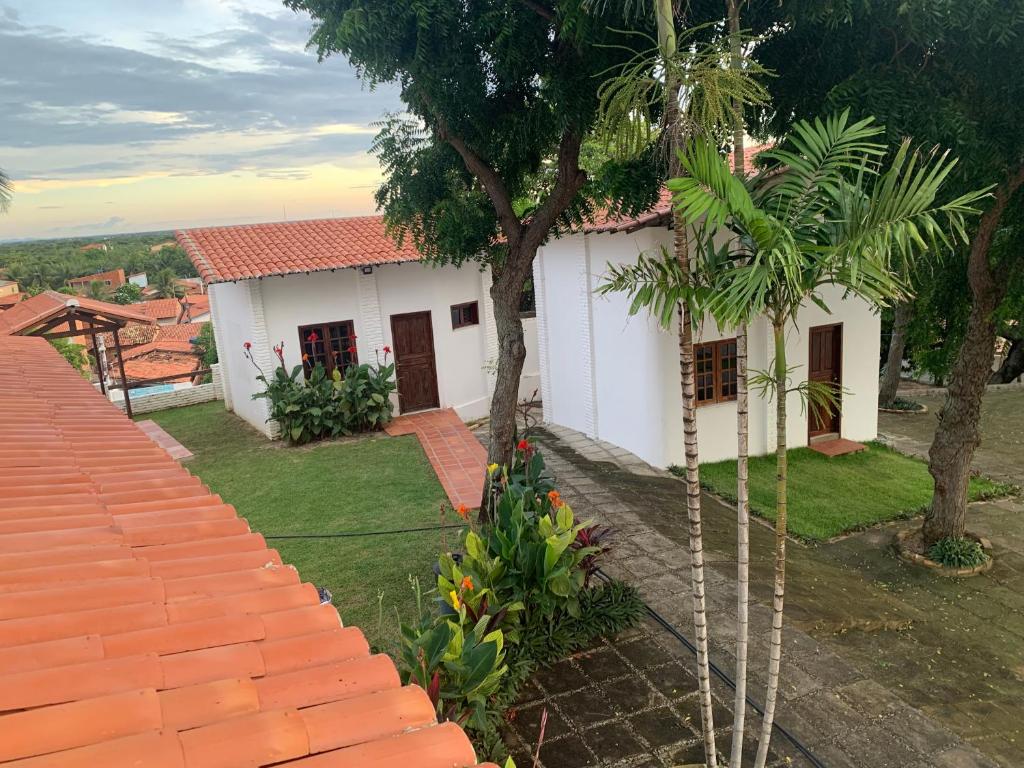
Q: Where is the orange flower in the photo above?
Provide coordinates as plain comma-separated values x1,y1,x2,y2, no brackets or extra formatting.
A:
461,576,474,591
547,490,564,509
455,504,469,520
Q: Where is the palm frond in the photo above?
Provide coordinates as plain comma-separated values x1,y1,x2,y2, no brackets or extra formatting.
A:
596,246,690,329
0,168,12,214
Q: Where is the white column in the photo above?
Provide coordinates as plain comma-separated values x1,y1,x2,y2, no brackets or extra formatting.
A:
533,250,553,414
575,235,599,439
356,268,387,364
207,284,233,411
481,266,499,396
247,280,278,438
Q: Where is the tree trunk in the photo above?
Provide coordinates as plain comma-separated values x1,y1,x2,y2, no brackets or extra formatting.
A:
480,255,532,518
990,336,1024,383
726,5,750,766
925,171,1023,545
879,300,913,407
753,319,789,768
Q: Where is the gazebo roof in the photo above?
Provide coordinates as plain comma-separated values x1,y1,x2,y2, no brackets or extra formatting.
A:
0,291,155,338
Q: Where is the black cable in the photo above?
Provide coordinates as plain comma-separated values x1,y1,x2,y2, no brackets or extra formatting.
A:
264,523,463,540
595,567,827,768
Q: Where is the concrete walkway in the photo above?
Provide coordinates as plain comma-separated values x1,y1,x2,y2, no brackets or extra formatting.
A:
386,408,486,509
137,418,193,461
508,421,1006,768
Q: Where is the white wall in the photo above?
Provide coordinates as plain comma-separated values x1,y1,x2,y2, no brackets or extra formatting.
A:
537,227,881,468
215,262,540,434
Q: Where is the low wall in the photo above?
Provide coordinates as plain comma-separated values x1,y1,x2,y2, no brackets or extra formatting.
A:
113,363,224,415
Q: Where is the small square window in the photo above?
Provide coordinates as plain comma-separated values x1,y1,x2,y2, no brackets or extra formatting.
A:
298,320,357,377
451,301,479,329
694,338,739,406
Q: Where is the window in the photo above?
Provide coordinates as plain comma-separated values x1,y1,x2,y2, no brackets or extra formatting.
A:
451,301,479,329
298,320,357,377
695,338,738,405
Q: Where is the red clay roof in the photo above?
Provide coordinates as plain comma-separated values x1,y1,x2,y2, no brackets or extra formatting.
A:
0,334,494,768
0,292,25,310
122,340,196,361
155,323,208,344
0,291,156,337
176,217,422,284
180,295,210,321
122,352,202,383
133,298,186,321
67,267,125,287
584,143,774,235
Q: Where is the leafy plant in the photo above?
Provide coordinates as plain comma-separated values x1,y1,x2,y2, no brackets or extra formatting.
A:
50,337,90,379
245,342,397,444
927,537,988,568
112,282,143,304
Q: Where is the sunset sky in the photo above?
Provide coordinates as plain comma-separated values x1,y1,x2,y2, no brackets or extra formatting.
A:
0,0,403,240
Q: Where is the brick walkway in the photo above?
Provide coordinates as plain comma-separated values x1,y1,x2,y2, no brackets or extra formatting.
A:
136,418,193,461
385,409,487,509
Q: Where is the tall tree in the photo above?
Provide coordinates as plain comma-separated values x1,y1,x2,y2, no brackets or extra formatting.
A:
608,115,983,765
285,0,664,484
593,3,767,762
737,0,1024,544
151,268,185,299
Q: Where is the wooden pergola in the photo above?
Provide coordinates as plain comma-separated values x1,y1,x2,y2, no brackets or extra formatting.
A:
0,291,156,417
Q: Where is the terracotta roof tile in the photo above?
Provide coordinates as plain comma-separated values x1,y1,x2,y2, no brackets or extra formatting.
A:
176,216,422,284
155,322,207,343
0,334,488,768
0,290,155,336
133,298,186,320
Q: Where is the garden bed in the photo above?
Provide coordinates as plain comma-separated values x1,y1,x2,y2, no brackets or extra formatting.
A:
895,529,994,577
879,397,928,414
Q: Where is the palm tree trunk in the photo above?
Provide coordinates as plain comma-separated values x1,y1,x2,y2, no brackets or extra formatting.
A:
878,300,912,407
753,319,789,768
659,1,716,763
726,5,751,766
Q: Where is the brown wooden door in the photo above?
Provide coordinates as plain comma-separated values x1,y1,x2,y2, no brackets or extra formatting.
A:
808,323,843,438
390,311,440,413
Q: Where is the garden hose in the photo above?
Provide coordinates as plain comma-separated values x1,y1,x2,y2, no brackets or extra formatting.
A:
594,567,827,768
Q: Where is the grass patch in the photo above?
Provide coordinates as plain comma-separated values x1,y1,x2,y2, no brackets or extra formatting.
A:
144,402,450,649
693,442,1014,540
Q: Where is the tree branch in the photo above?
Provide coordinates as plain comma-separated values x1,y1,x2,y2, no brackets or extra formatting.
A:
522,129,587,255
433,115,524,247
974,163,1024,291
520,0,554,21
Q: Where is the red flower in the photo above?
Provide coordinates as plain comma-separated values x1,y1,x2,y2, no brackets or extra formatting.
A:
302,353,309,362
461,576,474,591
548,490,564,509
243,341,252,351
383,345,391,355
455,504,469,520
517,439,530,452
347,345,357,355
351,333,358,340
307,331,319,343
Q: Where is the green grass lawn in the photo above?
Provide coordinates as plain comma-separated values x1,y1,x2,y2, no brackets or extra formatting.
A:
697,442,1013,541
144,401,450,650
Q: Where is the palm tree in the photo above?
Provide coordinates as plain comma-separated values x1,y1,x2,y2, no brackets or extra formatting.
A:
0,168,12,213
593,7,768,765
670,113,987,767
85,280,110,301
151,268,185,299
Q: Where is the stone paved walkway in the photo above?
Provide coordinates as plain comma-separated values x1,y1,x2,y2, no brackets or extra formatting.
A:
385,408,487,509
495,420,1008,768
137,418,193,461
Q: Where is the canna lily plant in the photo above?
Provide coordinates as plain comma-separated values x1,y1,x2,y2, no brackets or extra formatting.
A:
603,110,988,766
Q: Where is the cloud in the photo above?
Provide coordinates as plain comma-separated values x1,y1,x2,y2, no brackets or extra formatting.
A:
0,5,401,182
45,215,127,235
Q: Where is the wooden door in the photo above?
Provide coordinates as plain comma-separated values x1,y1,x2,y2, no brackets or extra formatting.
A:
808,323,842,438
390,311,440,413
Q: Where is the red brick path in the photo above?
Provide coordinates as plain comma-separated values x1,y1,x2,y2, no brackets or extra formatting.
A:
385,409,487,509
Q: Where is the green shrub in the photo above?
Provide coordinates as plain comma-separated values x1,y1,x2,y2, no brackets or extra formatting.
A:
927,536,988,568
245,341,397,444
399,441,644,761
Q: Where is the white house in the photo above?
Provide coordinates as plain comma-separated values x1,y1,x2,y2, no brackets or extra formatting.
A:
178,216,539,437
533,203,881,468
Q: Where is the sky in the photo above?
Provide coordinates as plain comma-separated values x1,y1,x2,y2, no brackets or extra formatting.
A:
0,0,403,240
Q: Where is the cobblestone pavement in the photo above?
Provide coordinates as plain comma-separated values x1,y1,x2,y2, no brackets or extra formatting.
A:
483,419,1007,768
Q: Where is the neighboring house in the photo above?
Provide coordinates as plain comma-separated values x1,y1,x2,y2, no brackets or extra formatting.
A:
78,241,108,252
67,267,126,294
179,292,210,321
533,196,880,467
0,292,23,311
0,278,19,299
149,239,177,252
121,339,203,383
128,271,149,288
177,216,540,437
132,297,184,326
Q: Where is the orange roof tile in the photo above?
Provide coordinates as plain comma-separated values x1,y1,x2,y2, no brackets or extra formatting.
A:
155,322,207,344
0,291,155,337
133,298,186,321
176,216,422,284
0,333,487,768
585,143,774,234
